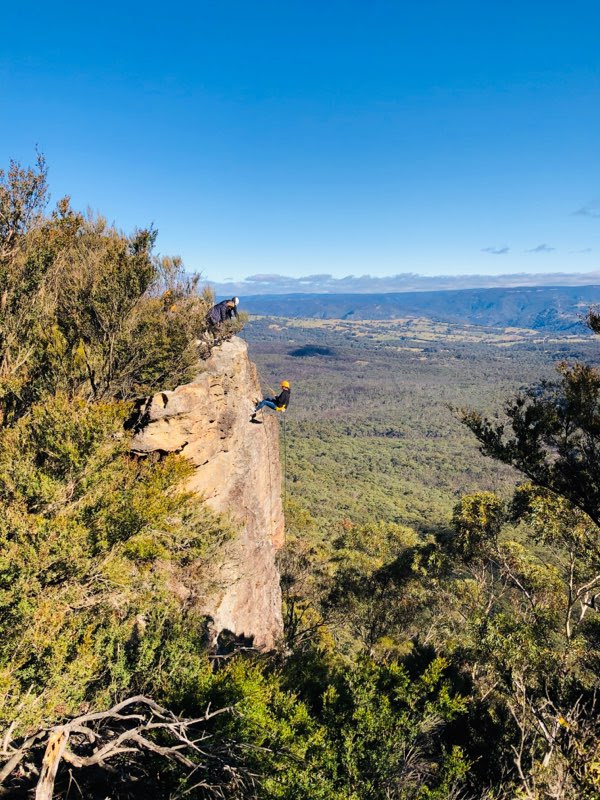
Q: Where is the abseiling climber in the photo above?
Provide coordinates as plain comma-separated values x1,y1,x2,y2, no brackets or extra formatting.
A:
251,380,291,422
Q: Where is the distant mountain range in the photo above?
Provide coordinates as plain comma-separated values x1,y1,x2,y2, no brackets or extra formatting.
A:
240,285,600,331
209,269,600,296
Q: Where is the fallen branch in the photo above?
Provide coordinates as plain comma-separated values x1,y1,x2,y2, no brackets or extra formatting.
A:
1,695,244,799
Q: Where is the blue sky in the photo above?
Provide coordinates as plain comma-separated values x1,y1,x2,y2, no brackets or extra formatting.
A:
1,1,599,283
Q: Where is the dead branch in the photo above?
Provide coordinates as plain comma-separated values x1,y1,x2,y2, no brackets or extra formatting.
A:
0,695,244,800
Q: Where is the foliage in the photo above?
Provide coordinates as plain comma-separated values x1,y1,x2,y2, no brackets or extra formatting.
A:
461,361,600,527
0,157,242,796
3,156,600,799
325,522,438,658
0,392,232,732
0,156,243,426
450,492,504,561
437,484,600,799
178,650,468,800
448,320,600,797
243,314,592,534
246,315,600,799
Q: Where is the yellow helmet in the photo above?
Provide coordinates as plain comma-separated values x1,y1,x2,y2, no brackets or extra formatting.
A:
280,380,290,389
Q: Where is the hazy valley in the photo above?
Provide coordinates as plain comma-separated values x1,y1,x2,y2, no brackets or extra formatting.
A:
241,284,600,331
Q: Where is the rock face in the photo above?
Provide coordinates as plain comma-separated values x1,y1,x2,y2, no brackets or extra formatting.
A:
131,337,284,650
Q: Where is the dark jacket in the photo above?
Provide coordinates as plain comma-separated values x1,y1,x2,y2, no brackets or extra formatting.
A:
208,299,238,325
273,387,290,410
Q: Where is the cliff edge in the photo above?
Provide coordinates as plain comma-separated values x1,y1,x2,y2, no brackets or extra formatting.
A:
131,337,284,650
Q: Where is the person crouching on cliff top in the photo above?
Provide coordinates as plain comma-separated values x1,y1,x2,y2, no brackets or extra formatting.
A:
251,381,290,421
208,296,239,327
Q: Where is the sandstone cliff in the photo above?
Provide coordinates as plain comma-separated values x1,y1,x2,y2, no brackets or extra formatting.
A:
131,337,284,650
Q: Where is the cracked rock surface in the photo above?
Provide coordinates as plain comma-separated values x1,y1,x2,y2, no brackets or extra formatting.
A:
131,337,284,649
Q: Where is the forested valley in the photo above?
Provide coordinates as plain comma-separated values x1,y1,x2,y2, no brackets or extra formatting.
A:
1,158,599,799
243,308,600,799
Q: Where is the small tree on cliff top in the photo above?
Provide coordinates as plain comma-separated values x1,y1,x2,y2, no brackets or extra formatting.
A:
0,155,232,426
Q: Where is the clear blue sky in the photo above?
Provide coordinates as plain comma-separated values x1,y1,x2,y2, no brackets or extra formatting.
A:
1,1,599,281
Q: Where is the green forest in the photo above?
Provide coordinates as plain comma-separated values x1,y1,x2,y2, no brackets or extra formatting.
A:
1,159,599,799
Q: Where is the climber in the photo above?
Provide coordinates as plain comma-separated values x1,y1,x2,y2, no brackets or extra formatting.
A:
251,380,290,421
208,296,239,327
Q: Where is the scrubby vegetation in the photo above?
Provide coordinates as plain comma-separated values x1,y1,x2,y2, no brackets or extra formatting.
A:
0,157,250,797
1,157,599,799
245,318,600,798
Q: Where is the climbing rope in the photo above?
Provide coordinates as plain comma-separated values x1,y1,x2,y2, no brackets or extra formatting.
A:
259,404,288,511
282,412,288,509
254,366,289,514
262,416,276,535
